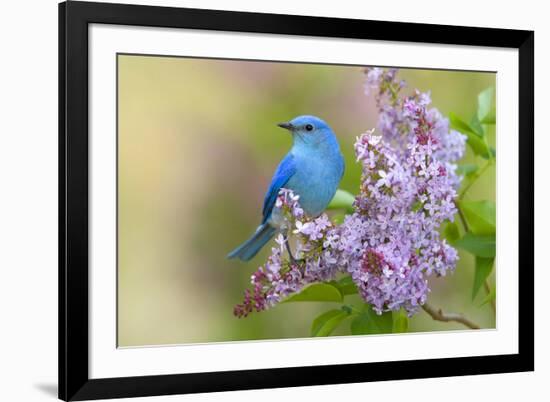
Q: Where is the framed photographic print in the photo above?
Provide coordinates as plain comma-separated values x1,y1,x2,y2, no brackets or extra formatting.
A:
59,1,534,400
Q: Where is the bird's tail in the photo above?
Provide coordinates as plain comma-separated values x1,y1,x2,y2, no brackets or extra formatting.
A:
227,223,276,261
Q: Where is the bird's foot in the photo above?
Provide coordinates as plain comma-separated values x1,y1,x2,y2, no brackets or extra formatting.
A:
285,241,296,261
284,237,303,267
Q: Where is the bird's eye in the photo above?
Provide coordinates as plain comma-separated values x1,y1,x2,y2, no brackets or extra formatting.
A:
305,124,314,132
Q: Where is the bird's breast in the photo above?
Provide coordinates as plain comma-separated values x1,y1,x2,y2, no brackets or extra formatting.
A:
286,153,344,217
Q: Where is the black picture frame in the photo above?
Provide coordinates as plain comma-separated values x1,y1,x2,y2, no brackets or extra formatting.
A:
59,1,534,400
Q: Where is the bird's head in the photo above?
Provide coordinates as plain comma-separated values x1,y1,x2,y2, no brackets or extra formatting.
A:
277,115,338,150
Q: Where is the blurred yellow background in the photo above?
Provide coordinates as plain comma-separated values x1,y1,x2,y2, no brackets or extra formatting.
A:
117,54,496,347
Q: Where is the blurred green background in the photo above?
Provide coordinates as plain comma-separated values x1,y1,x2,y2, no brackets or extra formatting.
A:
117,54,496,347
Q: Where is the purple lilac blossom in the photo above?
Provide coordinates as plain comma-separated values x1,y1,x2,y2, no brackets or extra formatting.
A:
235,68,465,318
234,190,340,318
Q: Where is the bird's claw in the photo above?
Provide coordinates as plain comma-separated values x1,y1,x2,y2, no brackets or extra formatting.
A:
284,236,303,266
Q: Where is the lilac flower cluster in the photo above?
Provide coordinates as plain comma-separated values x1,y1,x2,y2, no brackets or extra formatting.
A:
344,127,458,314
235,68,465,318
234,190,340,318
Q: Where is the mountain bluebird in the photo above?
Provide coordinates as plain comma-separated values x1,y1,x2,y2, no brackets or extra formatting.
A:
228,115,345,261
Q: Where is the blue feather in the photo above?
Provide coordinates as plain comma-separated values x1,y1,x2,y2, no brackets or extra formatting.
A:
227,223,276,261
261,154,296,224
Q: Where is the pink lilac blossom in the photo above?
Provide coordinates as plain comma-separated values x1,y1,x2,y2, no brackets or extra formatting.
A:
234,68,465,318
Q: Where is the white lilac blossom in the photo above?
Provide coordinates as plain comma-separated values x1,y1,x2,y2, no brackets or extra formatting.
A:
234,68,465,318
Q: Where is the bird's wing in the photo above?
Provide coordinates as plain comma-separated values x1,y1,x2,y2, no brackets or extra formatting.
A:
262,153,296,224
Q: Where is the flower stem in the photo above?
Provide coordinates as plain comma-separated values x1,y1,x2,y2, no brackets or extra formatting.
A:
456,204,470,233
422,303,480,329
458,159,493,200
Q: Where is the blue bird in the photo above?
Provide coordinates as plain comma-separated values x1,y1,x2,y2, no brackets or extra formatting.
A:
228,115,345,261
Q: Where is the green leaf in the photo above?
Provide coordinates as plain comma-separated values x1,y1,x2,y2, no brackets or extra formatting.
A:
449,112,478,137
470,115,485,137
464,132,491,158
479,286,496,307
350,314,371,335
284,283,343,303
449,113,491,158
458,200,496,235
455,233,495,258
472,257,494,300
482,112,496,125
478,87,496,124
392,310,409,333
311,309,350,337
442,221,460,244
350,306,393,335
456,164,479,177
331,276,358,296
328,189,355,213
331,213,345,225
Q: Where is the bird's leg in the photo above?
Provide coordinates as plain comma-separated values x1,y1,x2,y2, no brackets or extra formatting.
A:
283,233,298,265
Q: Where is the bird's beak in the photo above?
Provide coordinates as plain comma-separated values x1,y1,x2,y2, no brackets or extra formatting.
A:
277,122,294,131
